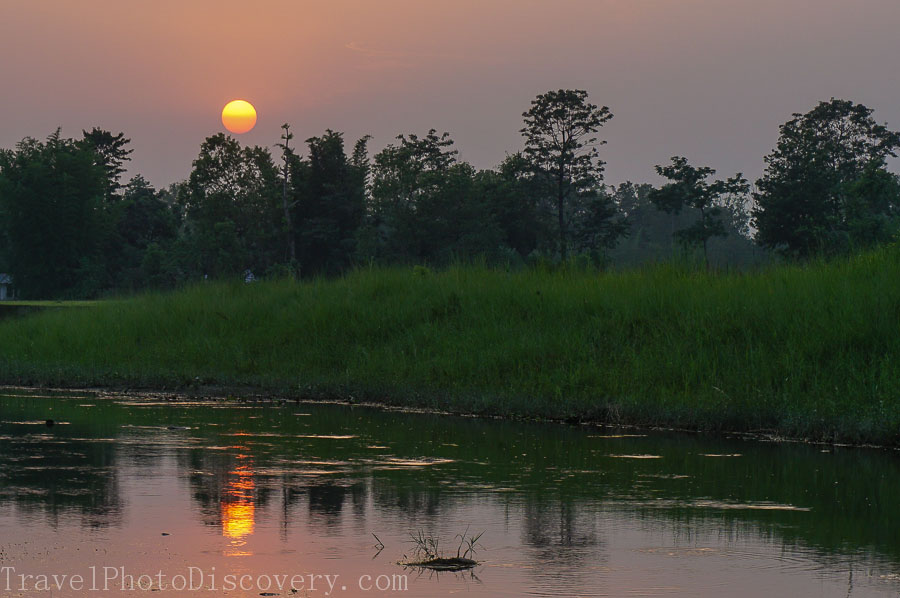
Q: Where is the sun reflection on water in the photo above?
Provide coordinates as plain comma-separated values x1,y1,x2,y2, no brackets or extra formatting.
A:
222,501,255,539
221,450,256,555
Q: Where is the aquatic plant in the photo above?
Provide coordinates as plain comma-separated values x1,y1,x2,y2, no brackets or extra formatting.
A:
402,528,484,571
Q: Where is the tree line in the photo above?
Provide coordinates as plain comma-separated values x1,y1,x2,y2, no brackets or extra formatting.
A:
0,91,898,299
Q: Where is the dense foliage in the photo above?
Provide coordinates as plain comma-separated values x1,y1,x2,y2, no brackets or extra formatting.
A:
753,99,900,257
0,92,897,298
649,157,750,268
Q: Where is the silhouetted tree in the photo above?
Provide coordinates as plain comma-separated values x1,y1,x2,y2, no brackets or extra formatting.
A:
473,153,553,259
367,130,466,262
650,157,749,267
370,130,511,264
0,131,108,297
79,128,133,201
842,164,900,248
754,99,900,257
570,191,629,262
180,134,282,278
520,89,613,261
277,124,297,265
106,175,179,289
292,130,369,274
610,181,761,269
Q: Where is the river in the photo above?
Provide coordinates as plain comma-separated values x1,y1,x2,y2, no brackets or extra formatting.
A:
1,391,898,597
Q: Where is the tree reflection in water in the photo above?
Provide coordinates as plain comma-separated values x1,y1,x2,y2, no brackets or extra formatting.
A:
2,393,900,598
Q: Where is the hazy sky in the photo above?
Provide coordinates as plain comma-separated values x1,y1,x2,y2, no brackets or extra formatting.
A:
2,0,899,188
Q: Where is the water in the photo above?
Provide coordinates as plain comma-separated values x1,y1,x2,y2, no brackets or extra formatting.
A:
1,391,899,597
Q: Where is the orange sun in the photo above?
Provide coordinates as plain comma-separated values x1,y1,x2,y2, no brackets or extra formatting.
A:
222,100,257,134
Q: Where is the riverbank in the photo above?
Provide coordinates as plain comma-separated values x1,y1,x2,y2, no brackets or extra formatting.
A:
1,247,898,445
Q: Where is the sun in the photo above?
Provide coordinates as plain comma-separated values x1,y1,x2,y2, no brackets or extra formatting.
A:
222,100,257,134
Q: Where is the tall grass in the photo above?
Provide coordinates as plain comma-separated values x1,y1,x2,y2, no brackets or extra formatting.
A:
1,246,898,444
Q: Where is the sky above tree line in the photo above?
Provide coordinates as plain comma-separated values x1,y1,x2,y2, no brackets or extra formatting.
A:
2,0,899,189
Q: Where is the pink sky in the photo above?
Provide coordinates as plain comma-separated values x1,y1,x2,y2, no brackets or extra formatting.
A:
2,0,899,188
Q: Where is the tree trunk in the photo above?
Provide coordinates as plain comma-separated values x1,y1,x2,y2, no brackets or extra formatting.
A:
699,207,709,270
281,128,296,266
703,237,709,270
282,173,296,263
558,171,567,261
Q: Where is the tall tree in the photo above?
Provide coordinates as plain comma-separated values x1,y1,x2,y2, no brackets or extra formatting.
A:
842,164,900,247
277,123,297,265
180,134,282,278
753,99,900,257
570,190,629,261
520,89,612,260
291,130,369,274
473,153,553,259
79,128,133,201
607,182,681,265
0,131,108,297
369,129,511,264
650,157,749,268
367,130,460,262
109,175,179,289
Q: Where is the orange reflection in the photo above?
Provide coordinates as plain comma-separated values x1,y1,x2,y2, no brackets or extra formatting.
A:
222,502,255,539
221,452,256,542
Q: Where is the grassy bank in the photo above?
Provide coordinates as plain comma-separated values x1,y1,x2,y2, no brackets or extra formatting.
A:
1,247,899,445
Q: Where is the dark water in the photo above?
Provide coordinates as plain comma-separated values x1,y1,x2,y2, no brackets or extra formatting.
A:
1,391,899,597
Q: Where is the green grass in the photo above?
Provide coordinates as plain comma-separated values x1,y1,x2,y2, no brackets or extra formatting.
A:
1,246,899,444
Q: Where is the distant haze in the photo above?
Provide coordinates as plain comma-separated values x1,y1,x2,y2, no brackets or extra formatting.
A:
2,0,899,188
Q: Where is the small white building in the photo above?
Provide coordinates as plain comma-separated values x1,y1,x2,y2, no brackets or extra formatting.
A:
0,274,12,301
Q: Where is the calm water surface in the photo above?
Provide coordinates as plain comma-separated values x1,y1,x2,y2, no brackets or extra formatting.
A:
1,391,899,597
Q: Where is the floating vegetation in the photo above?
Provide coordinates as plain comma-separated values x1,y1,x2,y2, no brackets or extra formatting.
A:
399,528,483,571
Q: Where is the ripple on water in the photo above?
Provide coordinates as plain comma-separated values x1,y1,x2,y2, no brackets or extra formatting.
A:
621,498,811,512
273,459,351,466
256,468,342,476
637,545,830,574
366,457,456,470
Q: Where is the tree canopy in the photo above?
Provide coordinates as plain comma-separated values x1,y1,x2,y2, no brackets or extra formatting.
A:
0,131,108,298
521,89,613,260
650,157,750,267
0,93,898,298
753,99,900,257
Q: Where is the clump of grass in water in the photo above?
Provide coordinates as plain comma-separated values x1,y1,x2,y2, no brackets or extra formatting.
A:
400,528,484,571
